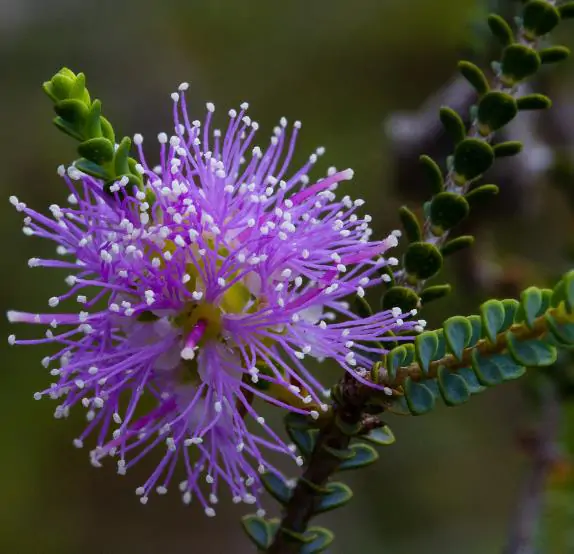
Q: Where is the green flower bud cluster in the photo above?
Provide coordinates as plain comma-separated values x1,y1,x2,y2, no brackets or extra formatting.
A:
43,67,142,194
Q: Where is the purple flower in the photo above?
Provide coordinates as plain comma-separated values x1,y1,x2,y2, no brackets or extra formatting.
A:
7,83,422,514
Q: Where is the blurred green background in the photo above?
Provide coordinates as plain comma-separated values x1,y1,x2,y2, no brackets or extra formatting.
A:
1,0,574,552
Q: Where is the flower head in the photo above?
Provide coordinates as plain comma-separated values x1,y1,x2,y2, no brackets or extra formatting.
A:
7,83,421,513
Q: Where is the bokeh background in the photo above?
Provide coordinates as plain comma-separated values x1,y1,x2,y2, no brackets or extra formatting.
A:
1,0,574,552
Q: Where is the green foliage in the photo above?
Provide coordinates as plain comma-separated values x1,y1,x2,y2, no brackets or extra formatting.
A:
522,1,561,39
337,443,379,471
465,184,500,207
444,316,473,360
284,413,317,460
43,67,142,194
403,377,436,415
403,242,443,280
487,14,514,45
314,482,353,514
493,141,523,157
420,284,452,304
560,2,574,19
242,515,274,550
539,45,571,64
398,206,422,242
453,139,494,183
300,527,335,553
353,295,373,318
430,192,470,231
477,92,517,134
441,235,474,257
516,93,552,111
480,299,506,342
458,61,490,95
439,107,466,144
437,367,470,406
363,425,395,446
501,44,540,85
261,473,293,505
419,155,444,194
381,286,419,313
382,274,574,416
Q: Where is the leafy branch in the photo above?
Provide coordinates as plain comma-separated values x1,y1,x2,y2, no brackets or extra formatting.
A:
382,0,574,313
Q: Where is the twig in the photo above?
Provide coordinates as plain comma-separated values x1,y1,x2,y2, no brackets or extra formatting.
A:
503,381,560,554
267,373,372,554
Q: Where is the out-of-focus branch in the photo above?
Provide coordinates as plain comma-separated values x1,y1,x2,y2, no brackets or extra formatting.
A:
503,381,561,554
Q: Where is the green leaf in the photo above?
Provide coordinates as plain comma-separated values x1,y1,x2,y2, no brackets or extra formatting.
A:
420,284,452,304
69,72,87,101
458,61,490,95
444,316,472,360
458,366,486,394
54,98,89,126
381,286,420,314
415,331,439,373
363,425,395,446
507,334,557,366
434,328,447,359
493,141,523,158
545,313,574,345
467,315,482,347
321,444,355,460
502,299,519,330
441,235,474,257
487,14,514,45
334,414,361,437
114,136,132,176
438,366,470,406
100,116,116,143
78,137,114,165
439,107,466,144
523,1,560,38
387,345,408,380
430,192,470,230
419,155,444,194
501,44,541,85
314,482,353,514
403,377,436,415
559,2,574,19
338,443,379,471
493,354,526,381
465,184,500,209
539,46,570,64
516,94,552,111
403,242,443,280
477,92,518,134
398,206,422,242
554,271,574,312
74,158,110,180
84,99,103,139
453,139,495,183
353,295,372,318
53,116,84,141
50,73,75,101
301,527,335,554
260,472,292,505
515,287,543,328
480,299,506,342
471,349,504,386
241,515,272,550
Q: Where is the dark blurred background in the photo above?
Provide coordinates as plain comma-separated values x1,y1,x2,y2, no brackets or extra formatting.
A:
1,0,574,552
